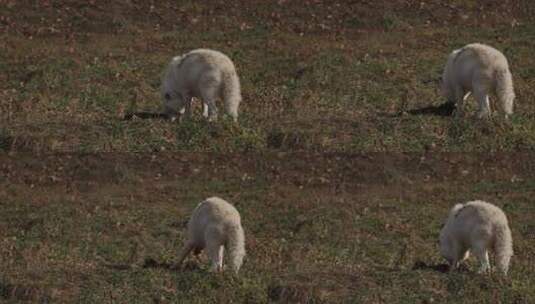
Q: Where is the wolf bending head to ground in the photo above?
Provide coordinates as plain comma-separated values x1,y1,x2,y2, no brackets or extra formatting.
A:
177,197,245,273
441,43,515,119
161,49,242,122
439,200,513,275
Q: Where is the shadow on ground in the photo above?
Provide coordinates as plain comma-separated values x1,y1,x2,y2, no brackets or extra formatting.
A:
412,261,470,273
406,102,456,117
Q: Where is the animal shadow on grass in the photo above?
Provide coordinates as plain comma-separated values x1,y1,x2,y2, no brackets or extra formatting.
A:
412,260,469,273
123,112,169,121
102,258,180,271
141,257,178,270
405,101,456,117
382,101,456,118
142,258,202,272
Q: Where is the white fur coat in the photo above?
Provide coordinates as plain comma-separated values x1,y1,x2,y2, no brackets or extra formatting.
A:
161,49,242,122
439,200,513,274
441,43,515,118
177,197,245,273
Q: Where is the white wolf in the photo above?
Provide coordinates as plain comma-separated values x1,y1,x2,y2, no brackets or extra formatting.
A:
441,43,515,118
161,49,242,122
439,200,513,275
177,197,245,273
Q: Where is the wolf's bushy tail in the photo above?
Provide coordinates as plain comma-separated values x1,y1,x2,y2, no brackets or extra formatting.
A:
221,70,242,122
226,224,245,273
495,68,515,116
494,223,513,275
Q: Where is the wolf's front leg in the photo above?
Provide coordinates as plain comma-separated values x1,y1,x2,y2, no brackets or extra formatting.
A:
473,242,491,274
202,102,209,118
474,88,491,119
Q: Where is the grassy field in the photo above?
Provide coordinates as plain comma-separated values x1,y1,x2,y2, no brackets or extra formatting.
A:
2,0,535,152
1,154,535,303
1,1,535,303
